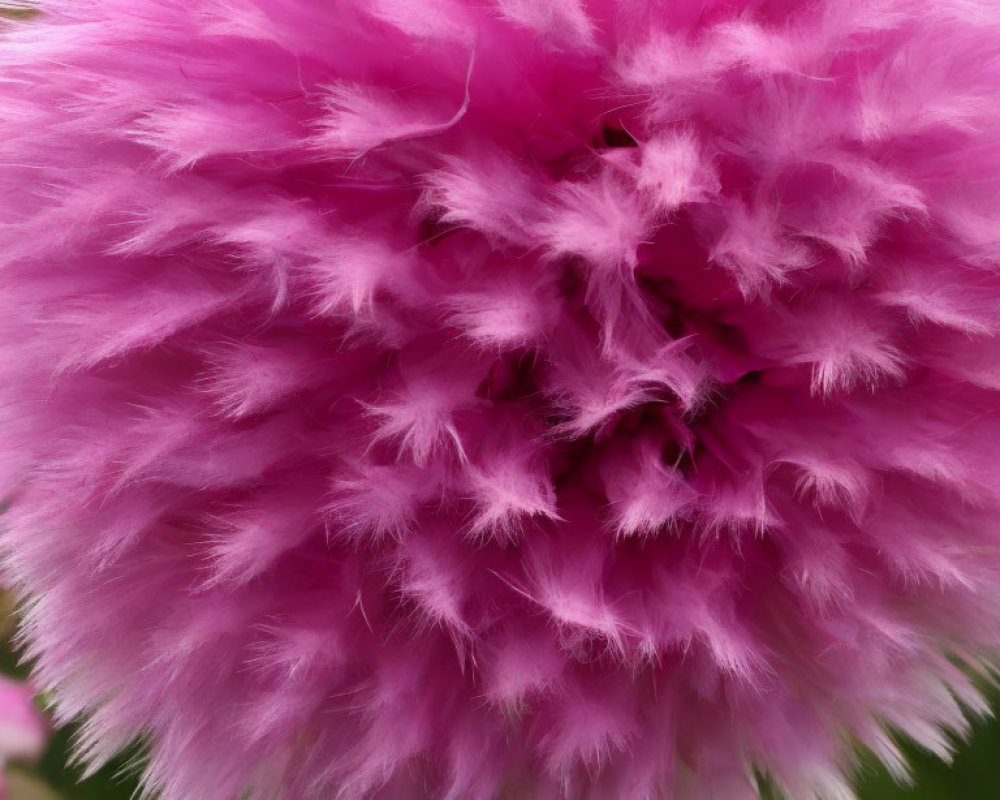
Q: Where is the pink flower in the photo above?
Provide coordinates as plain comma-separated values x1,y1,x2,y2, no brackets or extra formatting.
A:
0,677,47,798
2,2,1000,800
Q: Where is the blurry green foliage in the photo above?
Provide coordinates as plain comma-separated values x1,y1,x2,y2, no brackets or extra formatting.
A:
759,698,1000,800
854,708,1000,800
35,727,141,800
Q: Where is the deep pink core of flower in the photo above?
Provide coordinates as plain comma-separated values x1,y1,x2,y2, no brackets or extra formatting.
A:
3,2,1000,799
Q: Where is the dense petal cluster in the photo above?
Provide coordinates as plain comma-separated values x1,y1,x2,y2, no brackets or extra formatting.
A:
3,1,1000,799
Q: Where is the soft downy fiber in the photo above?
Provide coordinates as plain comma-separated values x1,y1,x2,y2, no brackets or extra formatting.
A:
2,1,1000,799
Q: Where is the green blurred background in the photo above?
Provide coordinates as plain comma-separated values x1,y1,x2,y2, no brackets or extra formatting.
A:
853,714,1000,800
